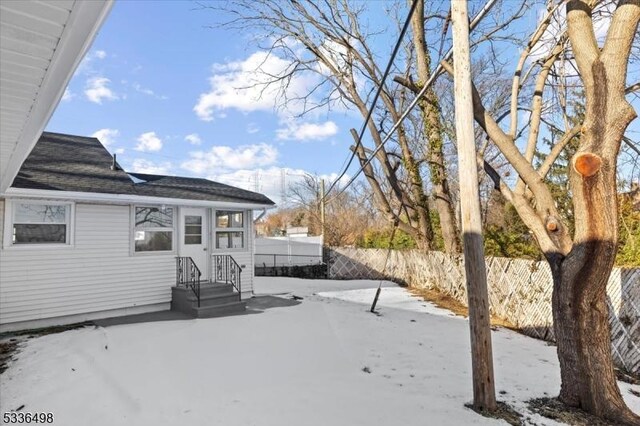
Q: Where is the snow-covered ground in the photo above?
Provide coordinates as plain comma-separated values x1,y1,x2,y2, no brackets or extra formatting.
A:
0,277,638,426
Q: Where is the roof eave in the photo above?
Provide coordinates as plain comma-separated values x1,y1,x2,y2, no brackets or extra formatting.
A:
2,187,276,210
0,1,114,193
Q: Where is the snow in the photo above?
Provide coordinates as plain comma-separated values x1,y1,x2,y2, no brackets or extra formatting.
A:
1,278,638,426
317,287,457,318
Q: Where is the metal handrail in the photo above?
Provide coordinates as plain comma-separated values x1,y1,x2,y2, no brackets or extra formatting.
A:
213,255,242,300
228,255,242,297
176,257,202,307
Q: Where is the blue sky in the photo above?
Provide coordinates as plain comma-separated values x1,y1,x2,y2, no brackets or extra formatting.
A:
48,0,358,204
47,1,639,204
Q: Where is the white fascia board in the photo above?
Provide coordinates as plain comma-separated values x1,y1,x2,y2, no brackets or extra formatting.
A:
2,187,274,210
0,1,114,193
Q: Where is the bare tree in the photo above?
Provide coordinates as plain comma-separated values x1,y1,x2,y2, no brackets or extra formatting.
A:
393,0,461,253
288,174,375,246
441,0,640,422
209,0,460,250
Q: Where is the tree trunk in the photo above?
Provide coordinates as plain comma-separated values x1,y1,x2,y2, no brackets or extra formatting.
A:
410,0,461,254
350,131,433,249
389,114,436,248
550,43,639,422
423,99,461,254
551,249,639,425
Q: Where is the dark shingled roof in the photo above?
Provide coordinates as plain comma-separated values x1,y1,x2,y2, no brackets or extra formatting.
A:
11,132,275,206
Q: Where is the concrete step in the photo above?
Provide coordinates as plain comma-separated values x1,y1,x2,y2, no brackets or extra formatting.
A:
197,292,240,307
199,283,236,296
193,301,246,318
171,286,243,318
173,284,236,298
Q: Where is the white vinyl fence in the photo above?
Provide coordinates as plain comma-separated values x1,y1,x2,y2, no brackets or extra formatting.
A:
255,236,324,267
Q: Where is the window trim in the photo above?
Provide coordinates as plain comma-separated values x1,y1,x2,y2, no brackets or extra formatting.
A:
131,204,177,255
213,209,247,252
3,198,75,249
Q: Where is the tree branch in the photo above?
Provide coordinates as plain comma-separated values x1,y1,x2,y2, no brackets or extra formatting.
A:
626,82,640,94
441,59,570,254
509,1,566,138
566,1,600,87
393,75,420,93
441,61,554,208
601,0,640,95
538,123,582,179
523,42,565,164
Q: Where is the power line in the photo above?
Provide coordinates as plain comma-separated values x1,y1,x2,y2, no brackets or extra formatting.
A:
325,0,499,203
323,0,420,199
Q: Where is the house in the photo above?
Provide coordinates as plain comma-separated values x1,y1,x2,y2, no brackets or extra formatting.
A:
0,132,275,332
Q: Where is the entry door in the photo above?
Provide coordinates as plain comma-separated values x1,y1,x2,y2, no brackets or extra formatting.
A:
180,208,209,281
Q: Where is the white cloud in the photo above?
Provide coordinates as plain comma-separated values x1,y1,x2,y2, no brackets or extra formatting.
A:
181,143,278,174
592,2,615,44
202,166,350,206
208,166,308,204
319,172,351,188
85,76,118,104
130,159,172,175
277,121,338,141
132,82,168,100
317,39,350,75
76,49,108,75
91,128,119,146
61,88,74,102
133,83,154,96
114,148,125,155
135,132,163,152
247,123,260,134
185,133,202,145
193,51,319,121
530,2,613,65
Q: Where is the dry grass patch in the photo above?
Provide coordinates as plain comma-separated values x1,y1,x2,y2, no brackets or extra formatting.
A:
528,397,620,426
409,287,518,330
0,339,20,374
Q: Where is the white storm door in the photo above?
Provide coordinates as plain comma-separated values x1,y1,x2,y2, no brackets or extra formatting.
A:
180,208,209,281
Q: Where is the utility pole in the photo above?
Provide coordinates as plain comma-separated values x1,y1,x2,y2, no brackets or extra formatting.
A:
451,0,496,412
280,169,287,207
320,179,326,240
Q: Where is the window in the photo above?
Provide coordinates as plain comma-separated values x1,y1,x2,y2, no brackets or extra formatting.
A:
214,210,245,249
134,206,174,252
184,215,202,245
11,201,72,245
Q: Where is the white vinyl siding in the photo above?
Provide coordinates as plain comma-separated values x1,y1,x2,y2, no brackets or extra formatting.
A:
0,201,259,327
0,201,175,325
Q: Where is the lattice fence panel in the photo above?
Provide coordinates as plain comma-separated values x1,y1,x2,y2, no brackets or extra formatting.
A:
327,247,640,374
